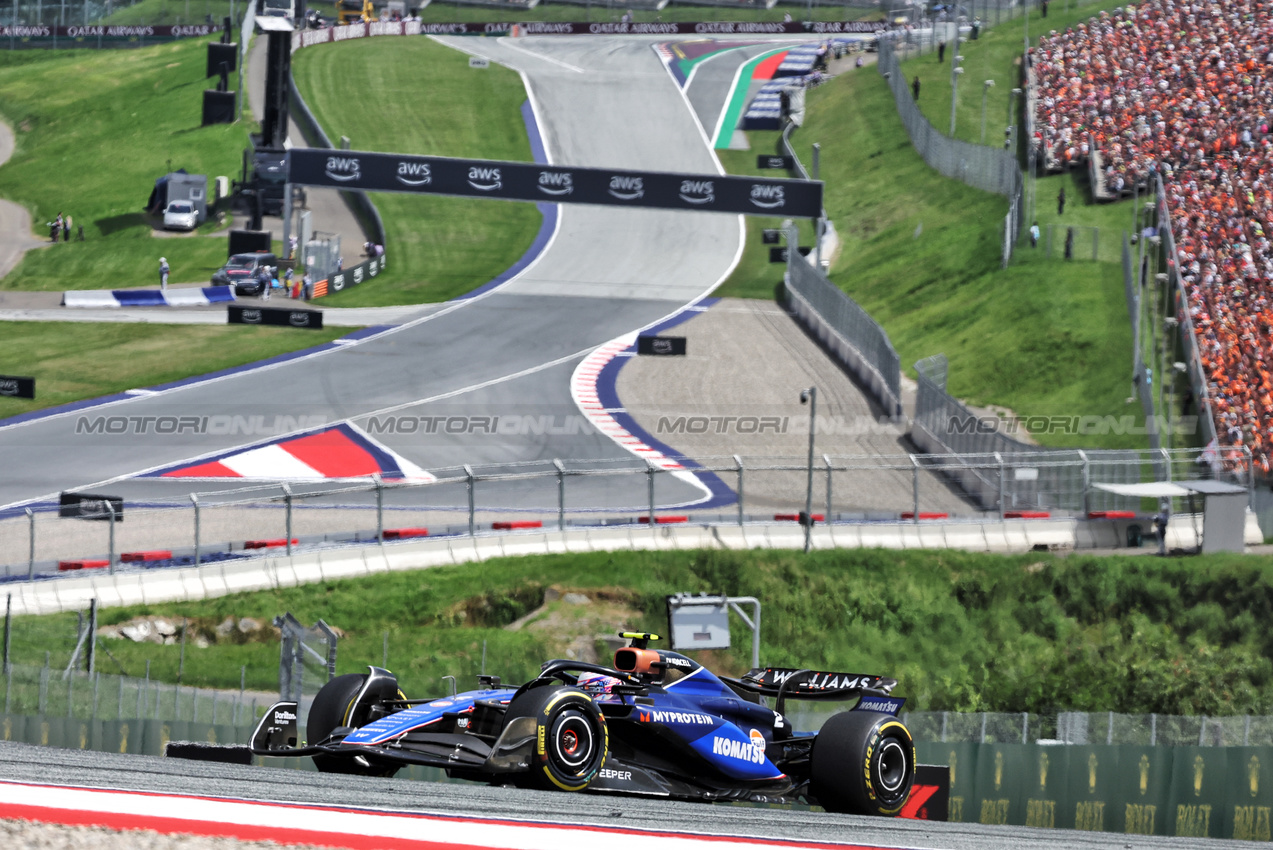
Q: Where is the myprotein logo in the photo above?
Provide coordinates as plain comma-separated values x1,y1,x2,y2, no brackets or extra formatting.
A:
679,179,715,205
749,183,786,210
711,735,766,764
538,171,574,196
240,309,262,324
642,709,713,726
608,175,644,201
396,161,432,187
467,166,502,192
325,156,361,183
0,379,17,396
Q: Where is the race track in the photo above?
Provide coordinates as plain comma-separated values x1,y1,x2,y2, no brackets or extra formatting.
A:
0,36,748,514
0,741,1254,850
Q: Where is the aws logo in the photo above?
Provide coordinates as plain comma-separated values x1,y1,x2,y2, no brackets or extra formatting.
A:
749,183,786,209
468,166,502,192
324,156,361,183
679,179,715,205
608,175,644,201
537,171,574,196
396,161,432,186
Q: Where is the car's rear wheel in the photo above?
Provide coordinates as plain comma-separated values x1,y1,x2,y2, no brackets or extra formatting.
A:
504,685,607,791
307,673,399,777
810,711,914,815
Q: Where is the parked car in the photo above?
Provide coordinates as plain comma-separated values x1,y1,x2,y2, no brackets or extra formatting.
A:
213,252,277,296
162,201,198,231
250,632,916,815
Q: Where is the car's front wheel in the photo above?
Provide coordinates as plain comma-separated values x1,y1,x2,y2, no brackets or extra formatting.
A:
307,673,399,777
810,710,914,815
504,685,607,792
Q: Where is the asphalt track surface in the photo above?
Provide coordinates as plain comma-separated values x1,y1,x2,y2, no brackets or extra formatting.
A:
0,741,1259,850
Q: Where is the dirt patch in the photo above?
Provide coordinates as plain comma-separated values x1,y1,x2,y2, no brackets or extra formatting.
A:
504,586,645,665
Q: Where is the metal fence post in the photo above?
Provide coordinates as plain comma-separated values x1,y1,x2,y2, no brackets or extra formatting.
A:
647,461,656,527
995,451,1005,519
25,508,34,580
1078,450,1090,516
823,454,833,521
465,465,475,536
554,459,565,532
374,474,383,541
106,502,116,574
282,484,293,556
734,455,744,526
191,494,200,568
87,598,97,675
910,454,920,522
2,594,9,674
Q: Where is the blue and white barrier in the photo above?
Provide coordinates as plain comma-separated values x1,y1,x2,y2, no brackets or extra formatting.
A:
62,286,236,308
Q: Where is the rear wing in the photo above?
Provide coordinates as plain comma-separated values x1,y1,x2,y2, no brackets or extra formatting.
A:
721,667,901,715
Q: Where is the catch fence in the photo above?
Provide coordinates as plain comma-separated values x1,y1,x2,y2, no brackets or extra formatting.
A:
877,33,1024,266
0,446,1248,576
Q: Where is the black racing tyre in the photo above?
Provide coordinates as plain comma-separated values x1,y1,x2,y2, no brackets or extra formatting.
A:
810,711,914,816
307,673,398,777
505,685,607,792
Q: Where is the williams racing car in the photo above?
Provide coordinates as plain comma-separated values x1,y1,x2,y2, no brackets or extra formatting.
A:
250,632,916,815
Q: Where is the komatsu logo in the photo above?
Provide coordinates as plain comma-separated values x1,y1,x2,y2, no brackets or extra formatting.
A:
396,161,432,186
749,183,786,209
679,180,715,205
325,156,361,183
468,167,502,191
538,171,574,196
712,735,766,764
608,175,644,200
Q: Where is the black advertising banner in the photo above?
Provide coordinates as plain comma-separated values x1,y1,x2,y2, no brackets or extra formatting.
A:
757,155,795,170
228,306,324,329
59,492,123,522
636,336,687,356
0,375,35,400
769,246,813,263
0,24,219,37
315,253,385,299
288,148,824,219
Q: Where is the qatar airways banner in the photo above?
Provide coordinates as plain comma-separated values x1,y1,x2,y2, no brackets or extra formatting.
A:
291,20,421,51
290,18,880,50
0,24,219,38
289,147,824,218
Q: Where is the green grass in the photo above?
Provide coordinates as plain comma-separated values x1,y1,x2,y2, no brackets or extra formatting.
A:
98,0,237,26
715,15,1141,449
14,548,1273,716
0,322,346,417
0,40,249,292
292,37,542,306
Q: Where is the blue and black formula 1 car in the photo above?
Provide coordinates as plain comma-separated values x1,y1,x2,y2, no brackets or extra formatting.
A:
249,632,916,816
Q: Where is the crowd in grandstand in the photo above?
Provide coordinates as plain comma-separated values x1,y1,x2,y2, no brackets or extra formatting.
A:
1031,0,1273,473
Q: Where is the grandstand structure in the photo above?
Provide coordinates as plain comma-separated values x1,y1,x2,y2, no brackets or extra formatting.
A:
1027,0,1273,477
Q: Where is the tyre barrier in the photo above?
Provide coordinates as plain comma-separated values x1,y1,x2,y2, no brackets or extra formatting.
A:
1004,511,1051,519
1088,510,1136,519
380,528,428,540
774,513,825,522
639,515,689,524
491,521,542,530
243,539,299,550
121,550,173,563
901,512,949,520
57,559,109,571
